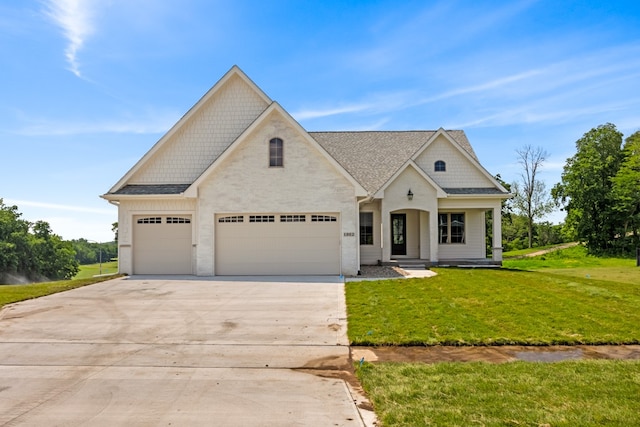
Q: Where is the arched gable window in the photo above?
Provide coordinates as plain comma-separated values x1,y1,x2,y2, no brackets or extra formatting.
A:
269,138,283,167
434,160,446,172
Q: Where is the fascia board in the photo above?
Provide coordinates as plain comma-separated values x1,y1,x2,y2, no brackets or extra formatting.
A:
100,193,187,201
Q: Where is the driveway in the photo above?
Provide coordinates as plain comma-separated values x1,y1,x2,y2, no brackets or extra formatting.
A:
0,276,370,426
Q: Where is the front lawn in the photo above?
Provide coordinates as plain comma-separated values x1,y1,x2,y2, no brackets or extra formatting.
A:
74,261,119,279
346,268,640,345
0,275,122,309
356,360,640,426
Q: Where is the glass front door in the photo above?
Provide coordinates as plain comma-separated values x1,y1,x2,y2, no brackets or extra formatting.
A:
391,213,406,256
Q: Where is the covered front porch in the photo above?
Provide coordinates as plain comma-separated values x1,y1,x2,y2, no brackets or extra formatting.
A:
358,201,504,268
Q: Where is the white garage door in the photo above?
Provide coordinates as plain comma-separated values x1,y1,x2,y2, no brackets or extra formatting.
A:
215,213,340,275
133,215,192,274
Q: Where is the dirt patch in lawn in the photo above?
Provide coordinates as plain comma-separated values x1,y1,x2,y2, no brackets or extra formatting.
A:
352,345,640,364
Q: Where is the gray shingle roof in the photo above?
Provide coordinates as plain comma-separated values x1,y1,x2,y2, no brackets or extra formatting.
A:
113,184,190,195
310,130,477,194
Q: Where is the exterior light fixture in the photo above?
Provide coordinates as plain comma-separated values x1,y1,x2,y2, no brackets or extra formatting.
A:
407,189,414,201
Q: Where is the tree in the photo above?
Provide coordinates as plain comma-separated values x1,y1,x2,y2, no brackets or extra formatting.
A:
1,199,78,283
611,131,640,250
552,123,625,253
511,145,555,248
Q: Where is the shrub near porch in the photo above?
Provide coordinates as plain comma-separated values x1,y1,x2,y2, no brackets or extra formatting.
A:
346,268,640,346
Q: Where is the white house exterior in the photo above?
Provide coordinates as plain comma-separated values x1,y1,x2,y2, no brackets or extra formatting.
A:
102,66,510,276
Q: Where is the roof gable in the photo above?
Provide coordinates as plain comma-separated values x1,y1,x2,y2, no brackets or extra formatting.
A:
184,103,367,197
413,128,509,192
311,130,480,194
374,160,447,198
108,66,271,193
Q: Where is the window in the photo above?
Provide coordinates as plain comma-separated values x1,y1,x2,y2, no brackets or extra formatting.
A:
166,217,190,224
439,213,465,244
359,212,373,245
269,137,283,167
280,215,306,222
435,160,446,172
311,215,337,222
137,217,161,224
218,216,244,223
249,215,274,223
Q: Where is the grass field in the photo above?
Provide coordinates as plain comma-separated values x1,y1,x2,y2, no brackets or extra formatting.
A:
0,275,122,309
350,247,640,425
356,360,640,426
74,261,119,279
346,267,640,346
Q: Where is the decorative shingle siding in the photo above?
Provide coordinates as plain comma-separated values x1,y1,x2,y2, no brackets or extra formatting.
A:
416,135,494,188
130,74,269,184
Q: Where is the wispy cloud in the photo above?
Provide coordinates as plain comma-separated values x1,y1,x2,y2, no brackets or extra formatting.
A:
5,199,114,215
11,110,179,136
43,0,97,77
292,103,377,120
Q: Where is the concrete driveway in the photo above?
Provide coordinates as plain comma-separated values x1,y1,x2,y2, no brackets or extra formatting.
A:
0,276,370,426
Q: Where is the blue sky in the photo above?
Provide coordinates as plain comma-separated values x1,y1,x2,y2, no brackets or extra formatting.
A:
1,0,639,242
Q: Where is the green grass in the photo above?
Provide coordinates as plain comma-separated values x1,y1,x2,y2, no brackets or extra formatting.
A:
503,244,635,270
346,268,640,345
0,275,122,309
75,261,119,279
356,360,640,426
502,243,565,258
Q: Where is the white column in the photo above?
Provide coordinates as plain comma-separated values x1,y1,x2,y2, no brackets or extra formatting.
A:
430,209,439,263
492,204,503,262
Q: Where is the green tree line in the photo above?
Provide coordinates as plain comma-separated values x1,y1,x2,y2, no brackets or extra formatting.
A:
70,239,117,265
1,199,118,284
553,124,640,255
1,198,79,283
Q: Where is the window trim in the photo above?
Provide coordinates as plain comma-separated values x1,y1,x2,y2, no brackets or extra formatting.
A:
438,212,465,244
359,212,374,245
269,137,283,167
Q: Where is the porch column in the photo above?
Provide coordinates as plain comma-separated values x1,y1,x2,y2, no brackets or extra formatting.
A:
381,200,391,262
492,204,503,262
430,209,439,263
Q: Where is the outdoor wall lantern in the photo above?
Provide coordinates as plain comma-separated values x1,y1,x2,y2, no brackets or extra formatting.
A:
407,189,414,201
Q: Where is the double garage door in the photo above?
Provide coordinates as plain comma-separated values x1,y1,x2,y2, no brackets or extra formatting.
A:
215,213,340,275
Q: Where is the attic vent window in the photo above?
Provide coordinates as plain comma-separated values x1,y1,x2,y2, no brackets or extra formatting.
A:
435,160,446,172
269,138,283,167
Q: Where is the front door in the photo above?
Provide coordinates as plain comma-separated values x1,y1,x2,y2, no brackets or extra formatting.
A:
391,213,406,256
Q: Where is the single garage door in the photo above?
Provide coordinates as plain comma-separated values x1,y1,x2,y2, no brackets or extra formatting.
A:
215,213,340,275
133,215,192,274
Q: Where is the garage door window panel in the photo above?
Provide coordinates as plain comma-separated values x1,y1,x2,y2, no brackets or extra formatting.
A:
137,217,161,224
